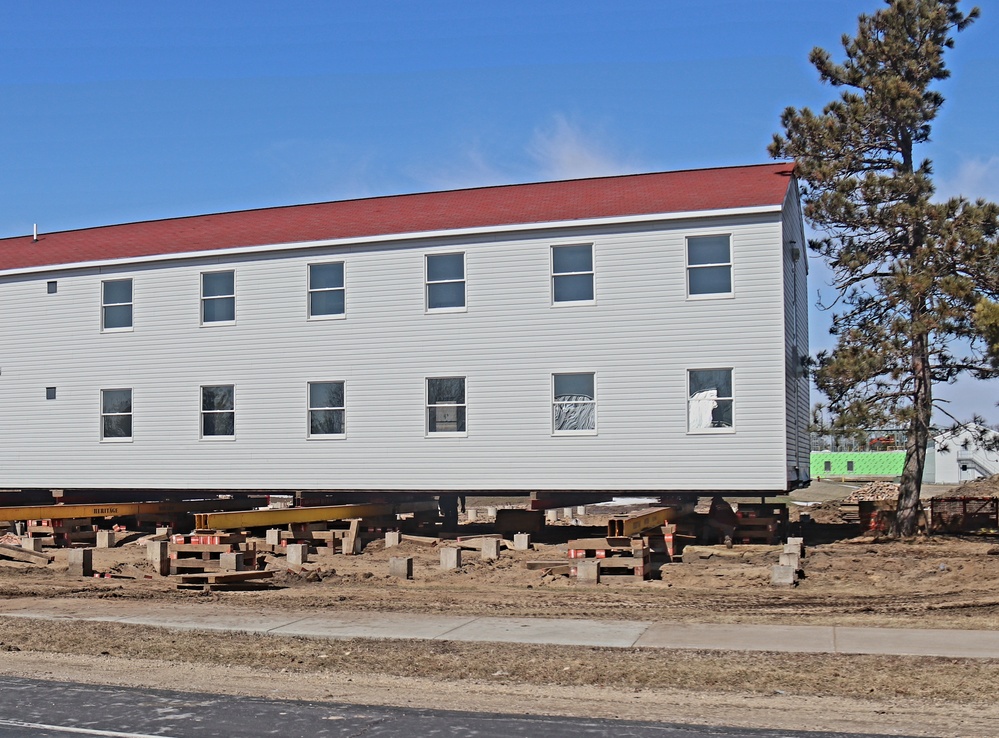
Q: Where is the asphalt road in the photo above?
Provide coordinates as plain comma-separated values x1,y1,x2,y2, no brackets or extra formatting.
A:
0,676,913,738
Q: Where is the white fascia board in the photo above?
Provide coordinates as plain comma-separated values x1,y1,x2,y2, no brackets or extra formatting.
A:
0,204,782,278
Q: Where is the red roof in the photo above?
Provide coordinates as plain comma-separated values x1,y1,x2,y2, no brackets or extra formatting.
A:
0,163,793,273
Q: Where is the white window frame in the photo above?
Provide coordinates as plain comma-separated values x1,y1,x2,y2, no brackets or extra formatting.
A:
551,373,597,435
307,381,346,439
686,234,733,299
100,388,133,442
426,377,467,436
425,252,466,312
686,368,735,434
101,278,134,332
201,270,236,326
200,384,235,440
551,244,595,306
308,262,345,320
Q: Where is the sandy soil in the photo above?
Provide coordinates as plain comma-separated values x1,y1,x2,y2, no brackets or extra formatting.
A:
1,482,998,736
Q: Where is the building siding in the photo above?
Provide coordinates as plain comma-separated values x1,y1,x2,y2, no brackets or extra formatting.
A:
0,207,800,492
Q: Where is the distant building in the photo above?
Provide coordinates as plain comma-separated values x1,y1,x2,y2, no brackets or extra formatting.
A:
0,164,809,496
811,424,999,484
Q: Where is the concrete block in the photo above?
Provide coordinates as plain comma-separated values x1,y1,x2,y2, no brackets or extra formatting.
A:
465,508,478,522
148,541,170,576
265,529,282,546
545,509,559,524
20,537,43,552
562,507,573,518
485,506,497,518
96,530,116,549
342,535,361,555
286,543,309,567
67,548,93,577
440,547,462,570
389,556,414,579
771,564,798,586
219,552,245,572
779,552,801,570
155,527,172,538
385,531,401,548
512,533,531,551
786,537,805,556
575,560,600,584
576,506,587,516
480,537,501,561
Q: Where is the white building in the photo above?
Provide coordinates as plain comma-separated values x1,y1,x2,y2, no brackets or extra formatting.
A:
932,424,999,484
0,163,809,496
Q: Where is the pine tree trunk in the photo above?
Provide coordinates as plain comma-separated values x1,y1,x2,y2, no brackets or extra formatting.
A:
893,333,932,536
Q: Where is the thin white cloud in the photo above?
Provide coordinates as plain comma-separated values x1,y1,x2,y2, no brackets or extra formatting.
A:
936,156,999,202
527,114,635,180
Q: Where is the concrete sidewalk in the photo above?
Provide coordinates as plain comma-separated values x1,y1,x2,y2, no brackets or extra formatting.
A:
1,597,997,659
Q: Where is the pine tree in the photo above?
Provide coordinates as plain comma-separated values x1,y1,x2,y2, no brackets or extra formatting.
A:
770,0,999,535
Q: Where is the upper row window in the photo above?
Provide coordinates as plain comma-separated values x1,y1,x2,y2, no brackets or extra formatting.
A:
102,279,133,331
202,271,235,324
426,253,466,311
552,244,593,304
309,262,345,318
102,237,732,332
687,235,732,297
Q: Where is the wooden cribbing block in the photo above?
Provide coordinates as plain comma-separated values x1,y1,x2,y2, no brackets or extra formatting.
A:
0,543,52,564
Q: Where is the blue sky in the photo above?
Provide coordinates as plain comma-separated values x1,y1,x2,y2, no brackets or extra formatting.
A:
2,1,997,424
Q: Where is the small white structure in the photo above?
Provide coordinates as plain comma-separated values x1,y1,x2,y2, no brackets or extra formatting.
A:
0,164,809,495
933,424,999,484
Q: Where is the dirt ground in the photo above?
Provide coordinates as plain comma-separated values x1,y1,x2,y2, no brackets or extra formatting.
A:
2,480,999,736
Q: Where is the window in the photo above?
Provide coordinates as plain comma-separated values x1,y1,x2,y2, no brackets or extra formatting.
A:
427,377,466,434
687,369,734,432
552,373,596,433
101,389,132,441
102,279,133,331
687,235,732,297
201,271,235,324
201,385,235,438
308,262,345,318
551,244,593,303
45,387,56,400
823,460,832,472
426,253,465,310
46,281,57,294
847,460,855,472
308,382,345,437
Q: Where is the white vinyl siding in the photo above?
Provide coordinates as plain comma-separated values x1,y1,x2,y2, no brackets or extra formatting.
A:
0,210,794,492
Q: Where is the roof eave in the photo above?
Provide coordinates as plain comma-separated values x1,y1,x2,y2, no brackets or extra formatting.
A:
0,203,784,279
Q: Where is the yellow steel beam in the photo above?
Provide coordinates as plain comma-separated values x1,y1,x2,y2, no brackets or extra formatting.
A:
0,499,255,522
195,500,439,530
607,507,679,538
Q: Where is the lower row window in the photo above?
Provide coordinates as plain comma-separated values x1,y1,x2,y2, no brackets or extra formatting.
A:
95,370,734,441
309,381,345,436
201,384,235,438
427,377,466,434
687,369,733,432
101,388,133,440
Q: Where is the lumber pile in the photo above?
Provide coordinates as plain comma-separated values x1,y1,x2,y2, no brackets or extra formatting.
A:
843,481,899,503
